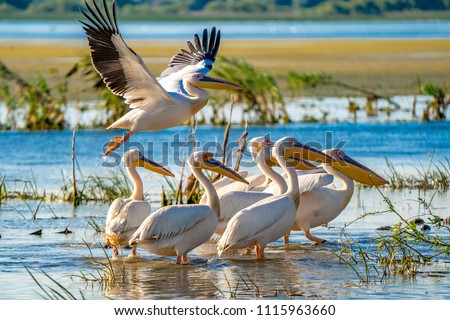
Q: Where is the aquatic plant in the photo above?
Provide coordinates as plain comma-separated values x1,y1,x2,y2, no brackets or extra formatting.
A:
26,267,85,300
416,78,450,121
0,60,67,130
383,155,450,190
335,189,450,283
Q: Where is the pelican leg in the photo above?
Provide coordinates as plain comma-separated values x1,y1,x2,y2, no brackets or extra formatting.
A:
104,130,134,157
255,244,265,259
112,245,119,260
127,244,138,258
283,230,291,244
181,253,188,264
176,255,182,264
304,229,326,244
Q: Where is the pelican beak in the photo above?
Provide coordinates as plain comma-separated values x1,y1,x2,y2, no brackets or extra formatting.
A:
286,157,320,170
196,75,244,90
138,155,174,177
204,158,249,184
285,142,334,164
332,154,388,186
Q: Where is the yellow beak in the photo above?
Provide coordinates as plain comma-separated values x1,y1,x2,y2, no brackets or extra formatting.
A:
204,158,249,184
138,155,174,177
286,157,320,170
284,142,334,164
195,75,244,90
331,154,388,186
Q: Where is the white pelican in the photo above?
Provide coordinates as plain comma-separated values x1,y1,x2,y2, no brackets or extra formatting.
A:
217,137,333,259
283,148,389,244
213,146,288,236
79,0,243,156
105,149,174,259
129,152,248,264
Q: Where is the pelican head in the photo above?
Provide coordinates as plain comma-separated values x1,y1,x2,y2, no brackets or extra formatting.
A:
189,152,248,184
248,136,273,158
189,73,244,90
124,149,174,177
324,149,388,186
276,137,334,164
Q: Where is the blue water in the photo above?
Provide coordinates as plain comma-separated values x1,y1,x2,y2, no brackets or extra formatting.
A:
1,123,450,299
0,122,449,194
0,20,449,39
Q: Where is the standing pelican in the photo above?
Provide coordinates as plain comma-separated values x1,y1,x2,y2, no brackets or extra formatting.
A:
284,148,389,244
129,152,248,264
105,149,174,259
213,146,288,236
79,0,243,156
217,137,333,259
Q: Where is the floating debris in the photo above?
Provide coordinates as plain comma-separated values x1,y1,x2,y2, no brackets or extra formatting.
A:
30,229,42,236
57,227,72,234
421,224,431,231
376,226,392,231
410,217,425,225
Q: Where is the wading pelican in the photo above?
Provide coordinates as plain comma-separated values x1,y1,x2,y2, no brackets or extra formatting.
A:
129,152,248,264
79,0,243,156
217,137,333,259
283,148,388,244
105,149,174,259
213,146,288,236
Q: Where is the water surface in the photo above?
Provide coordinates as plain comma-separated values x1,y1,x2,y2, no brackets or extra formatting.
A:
0,20,449,40
1,122,449,299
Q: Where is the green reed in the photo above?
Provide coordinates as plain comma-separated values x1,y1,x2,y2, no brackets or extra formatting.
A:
335,188,450,283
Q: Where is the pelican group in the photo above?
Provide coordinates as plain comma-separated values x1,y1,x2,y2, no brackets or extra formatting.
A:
79,1,390,264
129,152,248,264
217,137,334,259
80,0,243,157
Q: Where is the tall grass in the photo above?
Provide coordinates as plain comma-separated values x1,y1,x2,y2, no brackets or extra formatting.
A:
383,154,450,190
335,188,450,283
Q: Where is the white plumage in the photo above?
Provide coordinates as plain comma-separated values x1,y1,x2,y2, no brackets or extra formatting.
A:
285,148,388,244
129,152,248,264
217,137,332,259
80,0,242,156
105,149,174,259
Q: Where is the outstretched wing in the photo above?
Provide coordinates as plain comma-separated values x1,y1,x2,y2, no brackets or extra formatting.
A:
79,0,172,109
159,27,221,78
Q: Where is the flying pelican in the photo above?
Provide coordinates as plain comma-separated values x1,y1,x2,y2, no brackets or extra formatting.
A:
129,152,248,264
105,149,174,259
79,0,243,156
283,148,389,244
217,137,334,259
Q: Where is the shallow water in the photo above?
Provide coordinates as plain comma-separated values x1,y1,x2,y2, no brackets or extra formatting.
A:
0,121,450,299
1,188,449,300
